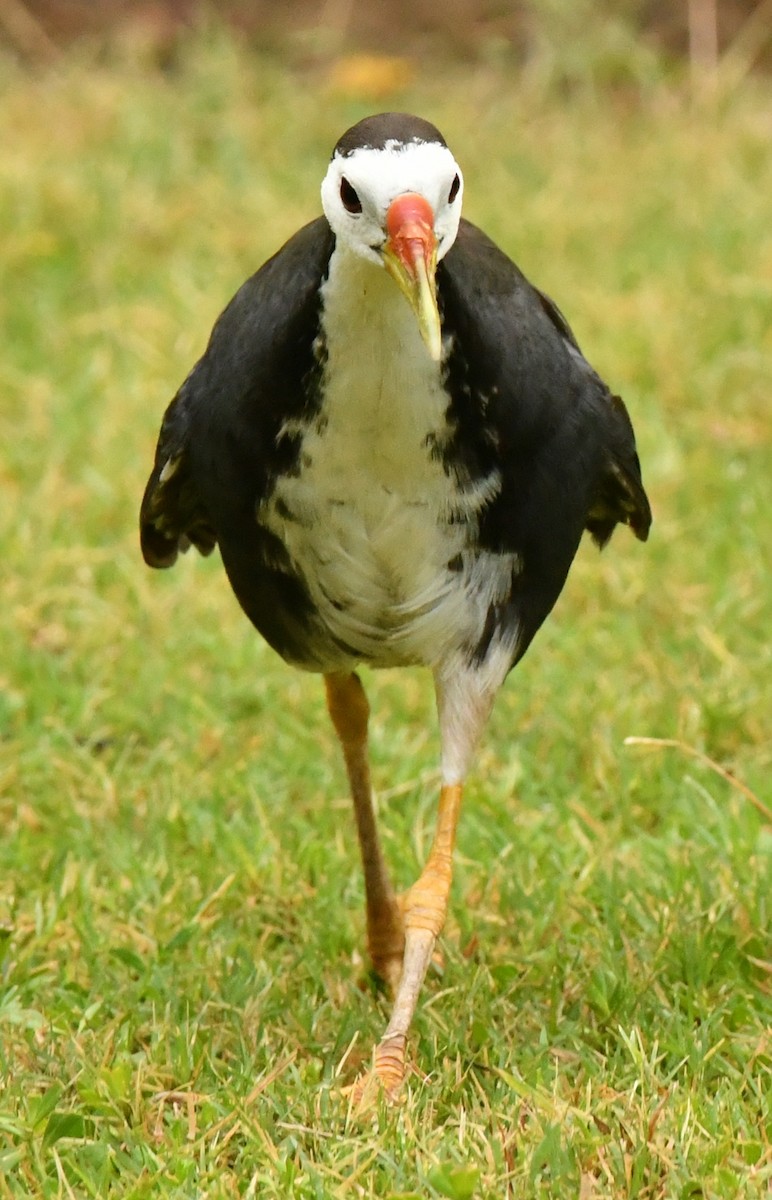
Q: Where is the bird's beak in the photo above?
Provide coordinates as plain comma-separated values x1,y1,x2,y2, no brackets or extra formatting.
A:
382,193,441,362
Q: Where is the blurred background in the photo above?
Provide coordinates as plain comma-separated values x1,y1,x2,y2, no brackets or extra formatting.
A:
2,0,771,81
0,0,768,68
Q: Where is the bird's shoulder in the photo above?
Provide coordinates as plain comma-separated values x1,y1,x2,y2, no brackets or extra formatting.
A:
440,219,651,549
197,216,334,392
140,217,335,569
441,218,592,384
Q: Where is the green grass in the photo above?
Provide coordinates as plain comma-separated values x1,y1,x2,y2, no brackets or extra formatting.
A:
1,33,770,1199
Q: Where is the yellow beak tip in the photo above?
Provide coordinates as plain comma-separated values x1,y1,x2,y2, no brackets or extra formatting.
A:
382,244,442,363
424,327,442,362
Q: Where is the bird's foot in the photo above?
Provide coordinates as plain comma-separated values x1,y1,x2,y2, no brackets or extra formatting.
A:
344,1033,407,1108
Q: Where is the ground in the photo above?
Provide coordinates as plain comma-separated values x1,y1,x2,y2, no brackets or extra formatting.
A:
0,34,770,1199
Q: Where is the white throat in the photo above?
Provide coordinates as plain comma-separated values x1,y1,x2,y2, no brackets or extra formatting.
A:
318,245,449,472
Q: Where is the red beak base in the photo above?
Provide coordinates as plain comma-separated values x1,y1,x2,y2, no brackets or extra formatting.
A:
385,193,436,273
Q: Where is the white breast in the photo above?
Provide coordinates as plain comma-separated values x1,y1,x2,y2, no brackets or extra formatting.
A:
259,248,516,672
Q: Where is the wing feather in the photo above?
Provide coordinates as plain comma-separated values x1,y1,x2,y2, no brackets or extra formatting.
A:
139,217,335,587
139,366,217,569
441,220,652,551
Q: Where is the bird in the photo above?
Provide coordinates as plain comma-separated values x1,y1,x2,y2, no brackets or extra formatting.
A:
140,112,651,1101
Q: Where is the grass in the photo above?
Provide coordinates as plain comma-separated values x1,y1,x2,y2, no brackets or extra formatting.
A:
1,31,770,1199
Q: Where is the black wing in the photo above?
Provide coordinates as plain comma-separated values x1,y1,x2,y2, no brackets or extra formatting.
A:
438,219,651,662
139,362,217,568
140,217,334,572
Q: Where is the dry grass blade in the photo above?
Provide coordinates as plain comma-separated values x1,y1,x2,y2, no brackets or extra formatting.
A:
625,736,771,824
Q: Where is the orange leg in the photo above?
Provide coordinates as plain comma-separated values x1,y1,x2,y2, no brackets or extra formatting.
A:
350,781,462,1102
345,661,502,1103
329,662,500,1104
325,672,405,990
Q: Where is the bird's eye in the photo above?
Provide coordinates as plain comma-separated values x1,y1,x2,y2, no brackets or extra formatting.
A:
448,174,461,204
340,178,362,214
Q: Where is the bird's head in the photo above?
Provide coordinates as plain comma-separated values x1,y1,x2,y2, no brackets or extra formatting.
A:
321,113,464,362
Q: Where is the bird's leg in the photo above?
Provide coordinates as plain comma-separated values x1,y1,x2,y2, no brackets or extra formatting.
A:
348,664,505,1102
354,779,463,1100
324,672,405,990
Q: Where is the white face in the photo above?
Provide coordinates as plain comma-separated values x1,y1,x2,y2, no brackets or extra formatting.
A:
320,140,464,267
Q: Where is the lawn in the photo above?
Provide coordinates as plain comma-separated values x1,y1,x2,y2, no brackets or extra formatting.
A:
0,31,770,1199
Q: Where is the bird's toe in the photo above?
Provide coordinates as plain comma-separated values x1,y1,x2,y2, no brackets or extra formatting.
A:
343,1034,408,1108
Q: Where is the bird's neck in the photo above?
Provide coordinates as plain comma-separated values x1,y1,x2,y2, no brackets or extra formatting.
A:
318,246,448,444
